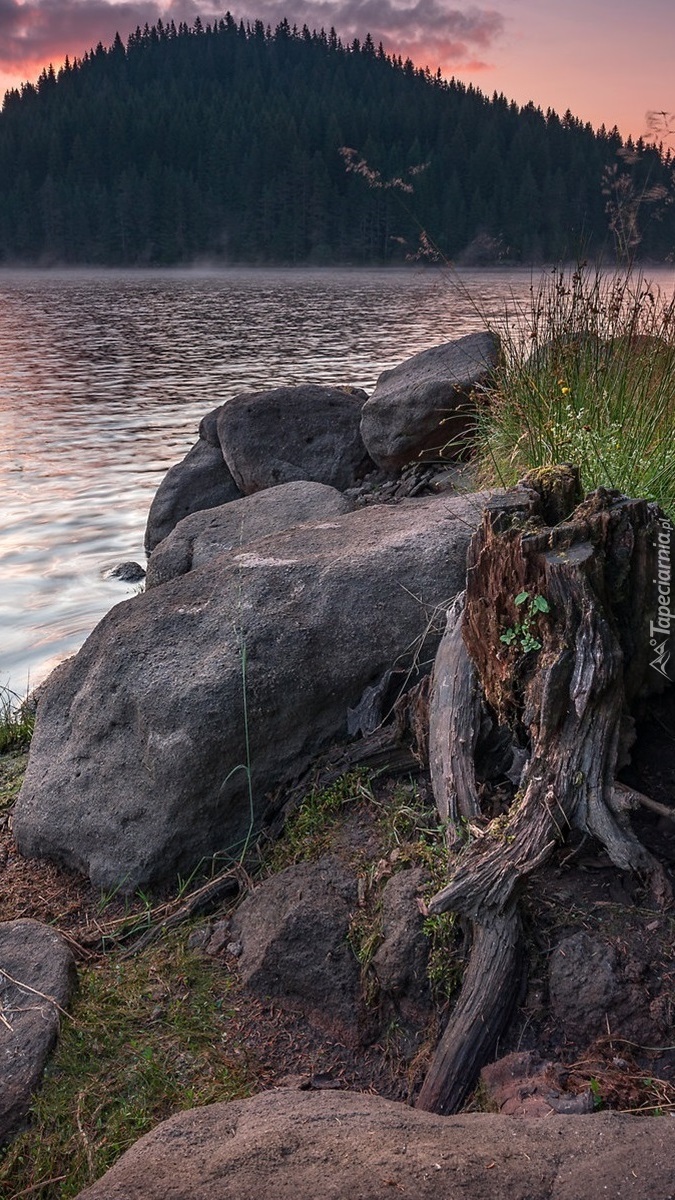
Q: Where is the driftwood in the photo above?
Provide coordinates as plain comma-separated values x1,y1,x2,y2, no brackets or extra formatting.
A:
417,466,673,1115
68,867,242,959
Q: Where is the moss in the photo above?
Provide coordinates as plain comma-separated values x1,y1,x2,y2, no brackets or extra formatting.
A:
0,932,252,1199
266,770,375,870
520,464,583,525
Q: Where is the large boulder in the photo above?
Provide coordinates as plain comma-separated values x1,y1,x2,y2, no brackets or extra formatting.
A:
144,437,242,554
216,384,372,494
0,919,77,1145
360,331,500,471
14,493,489,893
146,481,354,589
73,1089,675,1200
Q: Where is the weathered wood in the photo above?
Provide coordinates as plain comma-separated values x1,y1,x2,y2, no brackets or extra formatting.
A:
613,781,675,825
416,905,522,1113
417,471,673,1115
428,593,482,835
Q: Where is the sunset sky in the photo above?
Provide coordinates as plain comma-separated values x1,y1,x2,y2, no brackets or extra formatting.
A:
0,0,672,142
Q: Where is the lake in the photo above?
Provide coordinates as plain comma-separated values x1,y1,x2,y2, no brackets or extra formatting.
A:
1,265,673,696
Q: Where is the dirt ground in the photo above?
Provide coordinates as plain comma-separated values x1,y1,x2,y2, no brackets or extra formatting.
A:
1,689,674,1118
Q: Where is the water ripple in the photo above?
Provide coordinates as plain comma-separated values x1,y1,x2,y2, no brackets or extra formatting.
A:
2,265,672,694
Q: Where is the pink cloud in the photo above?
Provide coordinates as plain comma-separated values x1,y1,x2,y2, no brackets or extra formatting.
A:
242,1,505,68
0,0,201,72
0,0,506,77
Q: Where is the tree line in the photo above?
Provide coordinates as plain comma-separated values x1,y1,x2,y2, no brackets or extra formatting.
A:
0,16,673,265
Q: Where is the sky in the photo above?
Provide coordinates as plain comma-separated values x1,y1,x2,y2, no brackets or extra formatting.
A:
0,0,672,143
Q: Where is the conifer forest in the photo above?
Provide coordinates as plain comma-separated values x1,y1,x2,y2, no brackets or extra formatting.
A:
0,16,673,265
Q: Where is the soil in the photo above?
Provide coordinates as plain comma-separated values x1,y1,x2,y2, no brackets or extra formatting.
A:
1,687,674,1117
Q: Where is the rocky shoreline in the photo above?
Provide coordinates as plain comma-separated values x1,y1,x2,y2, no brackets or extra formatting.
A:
1,332,674,1197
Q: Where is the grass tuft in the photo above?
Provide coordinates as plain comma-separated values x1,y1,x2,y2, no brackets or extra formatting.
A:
0,686,35,755
0,751,28,816
475,265,675,522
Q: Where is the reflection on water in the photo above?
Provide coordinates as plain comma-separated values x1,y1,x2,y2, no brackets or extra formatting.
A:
2,265,673,695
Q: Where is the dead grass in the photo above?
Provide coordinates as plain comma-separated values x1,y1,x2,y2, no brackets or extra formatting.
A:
565,1037,675,1114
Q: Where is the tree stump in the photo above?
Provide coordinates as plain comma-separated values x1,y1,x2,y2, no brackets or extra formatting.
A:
417,466,673,1115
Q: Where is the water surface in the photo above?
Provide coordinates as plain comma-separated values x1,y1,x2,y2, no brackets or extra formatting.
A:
2,265,672,694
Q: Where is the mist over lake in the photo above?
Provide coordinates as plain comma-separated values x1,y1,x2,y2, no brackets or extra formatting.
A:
2,265,674,696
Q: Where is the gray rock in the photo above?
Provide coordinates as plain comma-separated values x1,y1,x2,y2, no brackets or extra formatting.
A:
14,492,489,893
103,561,146,583
231,856,361,1040
217,384,372,494
146,481,354,589
0,919,76,1145
372,867,429,1000
360,331,500,471
144,439,242,554
548,932,618,1041
198,405,225,447
73,1089,675,1200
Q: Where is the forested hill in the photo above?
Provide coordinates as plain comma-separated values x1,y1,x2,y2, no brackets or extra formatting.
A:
1,16,673,266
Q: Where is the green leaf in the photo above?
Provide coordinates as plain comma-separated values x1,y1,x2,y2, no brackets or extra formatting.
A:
514,591,529,606
532,595,550,613
500,629,517,645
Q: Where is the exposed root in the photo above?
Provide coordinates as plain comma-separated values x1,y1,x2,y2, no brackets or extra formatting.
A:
417,471,673,1114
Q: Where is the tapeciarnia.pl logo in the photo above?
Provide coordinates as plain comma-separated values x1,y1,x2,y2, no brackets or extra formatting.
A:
650,518,674,682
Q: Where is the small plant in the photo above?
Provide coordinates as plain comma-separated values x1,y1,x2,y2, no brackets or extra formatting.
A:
464,1077,500,1113
423,911,463,1002
347,902,384,1006
563,1039,675,1114
500,592,550,654
588,1076,603,1110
